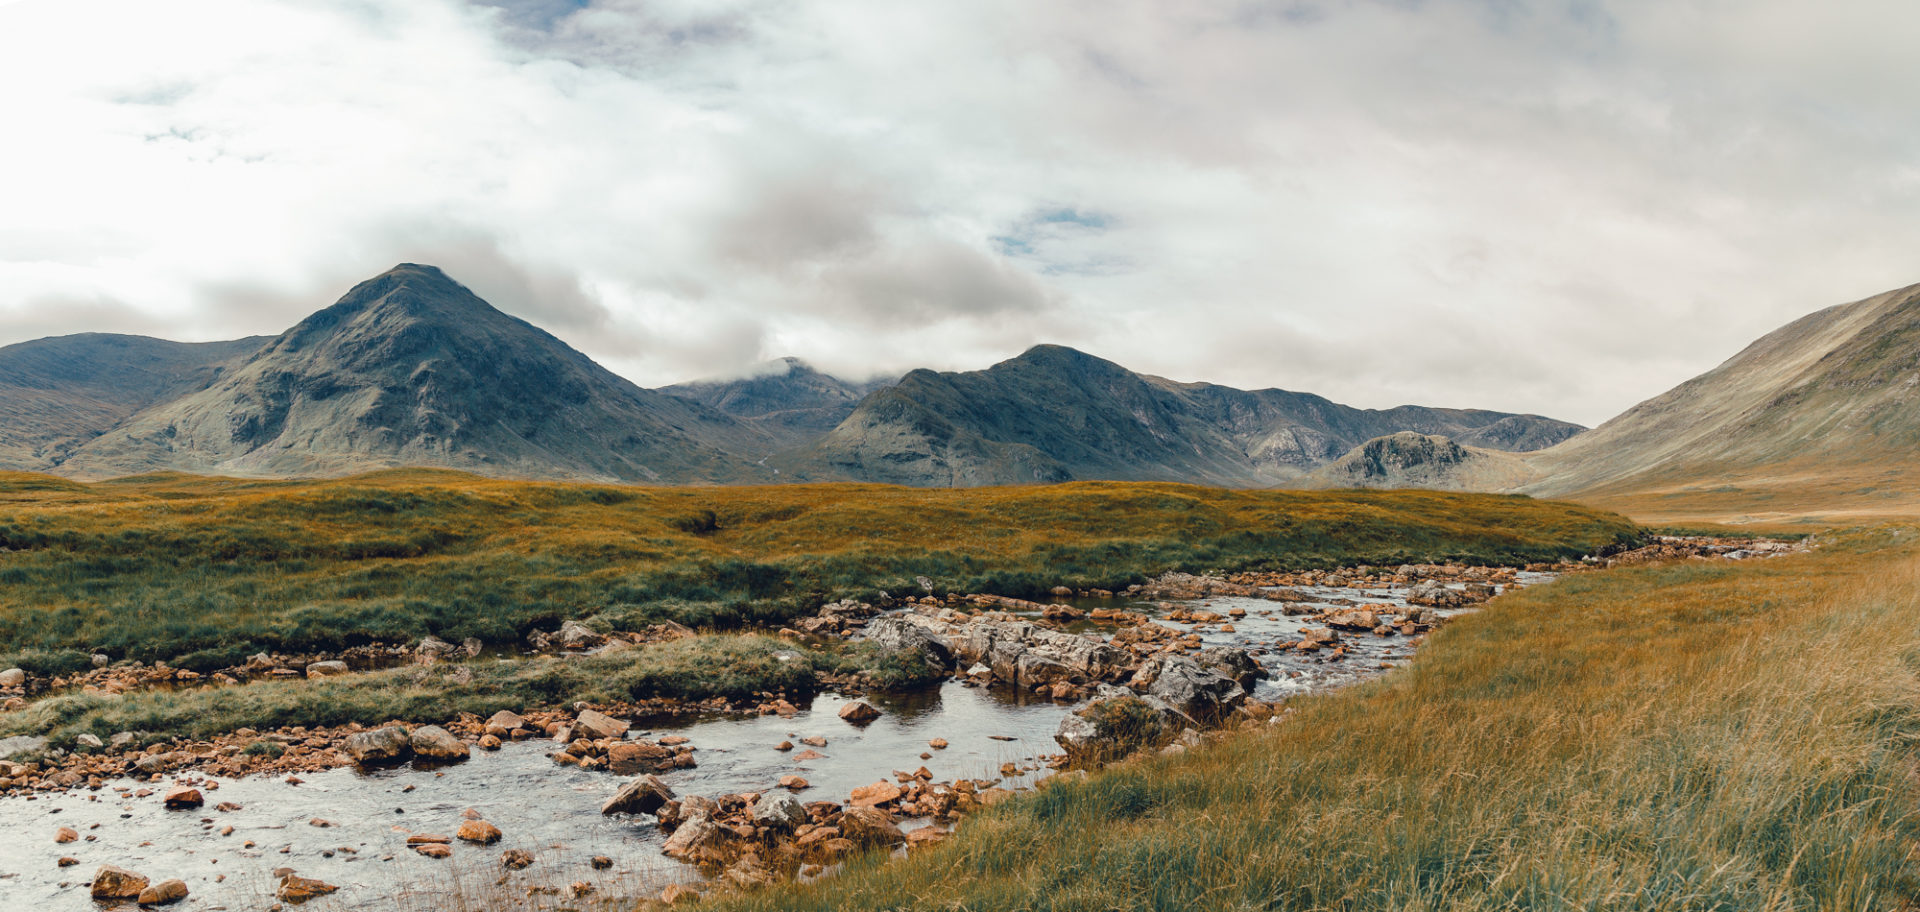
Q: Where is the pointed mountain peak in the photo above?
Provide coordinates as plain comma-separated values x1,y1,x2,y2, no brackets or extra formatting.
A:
1001,343,1127,375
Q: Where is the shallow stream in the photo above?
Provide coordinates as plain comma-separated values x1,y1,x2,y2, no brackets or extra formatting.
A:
0,576,1541,909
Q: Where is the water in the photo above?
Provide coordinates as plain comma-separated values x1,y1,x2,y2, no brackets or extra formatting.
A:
0,576,1539,909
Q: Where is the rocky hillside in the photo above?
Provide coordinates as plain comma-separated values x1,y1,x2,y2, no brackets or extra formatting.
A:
55,265,771,483
0,333,269,471
1520,281,1920,500
784,344,1582,487
662,358,894,450
1300,432,1539,491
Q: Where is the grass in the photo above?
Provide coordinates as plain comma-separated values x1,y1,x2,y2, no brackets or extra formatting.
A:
694,528,1920,912
0,469,1637,669
0,635,913,745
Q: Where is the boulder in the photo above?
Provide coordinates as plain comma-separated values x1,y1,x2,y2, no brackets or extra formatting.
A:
573,709,629,740
408,725,470,762
416,635,460,659
1054,693,1180,765
608,740,674,775
0,668,24,687
849,781,903,807
0,734,47,759
163,786,204,809
91,865,150,899
1194,646,1266,690
485,709,526,733
304,660,349,678
838,806,905,845
752,791,808,829
55,826,78,843
277,873,340,903
137,878,189,905
1128,655,1245,722
1321,608,1381,631
661,813,728,863
860,615,954,671
344,726,413,765
602,774,675,816
838,701,881,724
75,733,103,749
557,620,607,651
457,819,503,845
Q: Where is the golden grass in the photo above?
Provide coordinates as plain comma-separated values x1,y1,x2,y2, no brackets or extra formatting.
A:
0,469,1636,666
684,529,1920,912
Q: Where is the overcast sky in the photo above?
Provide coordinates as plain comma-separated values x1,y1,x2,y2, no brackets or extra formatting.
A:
3,0,1918,426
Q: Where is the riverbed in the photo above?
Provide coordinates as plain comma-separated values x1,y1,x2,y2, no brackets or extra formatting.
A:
0,576,1539,909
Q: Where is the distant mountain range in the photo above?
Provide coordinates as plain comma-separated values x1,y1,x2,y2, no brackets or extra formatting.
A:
1311,280,1920,518
0,264,1583,485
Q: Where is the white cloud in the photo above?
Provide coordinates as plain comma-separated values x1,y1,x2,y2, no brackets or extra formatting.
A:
4,0,1920,425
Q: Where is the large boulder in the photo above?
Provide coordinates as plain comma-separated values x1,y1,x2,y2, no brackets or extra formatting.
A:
752,791,808,830
409,725,470,762
557,620,607,651
838,806,905,846
602,774,675,815
1194,646,1266,690
860,615,954,671
838,701,881,724
1128,655,1245,723
137,878,190,906
0,668,25,687
304,660,349,678
1054,693,1183,765
951,619,1136,686
344,726,413,765
608,741,675,775
90,865,149,900
661,813,729,864
574,709,629,740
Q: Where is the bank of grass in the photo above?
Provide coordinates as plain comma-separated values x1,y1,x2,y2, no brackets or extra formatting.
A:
0,470,1637,668
1,634,919,745
701,529,1920,912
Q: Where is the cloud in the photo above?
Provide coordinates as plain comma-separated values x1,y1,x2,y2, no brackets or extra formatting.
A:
4,0,1920,424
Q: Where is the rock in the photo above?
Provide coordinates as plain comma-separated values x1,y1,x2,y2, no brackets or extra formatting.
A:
661,813,727,863
91,653,110,667
58,856,78,867
137,878,189,905
557,620,608,651
778,774,809,790
91,864,150,899
1321,608,1381,631
929,738,949,749
591,855,613,869
305,660,349,678
74,733,103,749
344,726,413,765
55,826,78,843
414,843,453,858
838,701,881,724
462,637,484,657
457,819,502,844
793,748,826,761
416,635,460,659
860,615,955,672
752,791,808,829
277,874,340,904
660,882,700,905
1055,694,1179,765
608,740,674,775
906,826,949,849
1127,654,1245,723
1194,646,1266,690
602,774,675,815
573,709,628,740
478,734,501,750
501,849,535,870
486,709,526,732
163,786,204,809
849,781,903,807
0,668,24,687
838,806,905,845
408,725,470,762
0,734,48,759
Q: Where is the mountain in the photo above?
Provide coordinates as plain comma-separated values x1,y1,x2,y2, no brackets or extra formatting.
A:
1299,432,1537,491
780,344,1583,487
661,358,894,449
56,265,771,483
0,333,270,471
1508,280,1920,515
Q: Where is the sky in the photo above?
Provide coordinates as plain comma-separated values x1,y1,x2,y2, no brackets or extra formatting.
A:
4,1,1919,426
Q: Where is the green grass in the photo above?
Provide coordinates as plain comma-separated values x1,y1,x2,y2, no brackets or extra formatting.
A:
699,529,1920,912
1,635,894,745
0,470,1637,668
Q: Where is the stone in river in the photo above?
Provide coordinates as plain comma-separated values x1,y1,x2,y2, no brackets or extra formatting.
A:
838,701,881,724
90,865,149,899
137,878,190,905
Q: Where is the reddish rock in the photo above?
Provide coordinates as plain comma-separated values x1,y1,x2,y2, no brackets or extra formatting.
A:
849,781,903,807
90,865,149,900
457,819,502,845
838,702,881,724
163,787,204,809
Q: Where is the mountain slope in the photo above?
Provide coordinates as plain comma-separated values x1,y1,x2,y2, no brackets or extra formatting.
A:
0,333,270,471
1521,281,1920,508
783,344,1583,487
57,264,770,483
662,358,893,450
1300,432,1540,491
